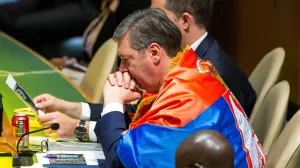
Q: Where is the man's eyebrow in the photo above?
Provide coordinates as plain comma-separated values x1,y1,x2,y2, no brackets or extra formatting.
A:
118,54,131,58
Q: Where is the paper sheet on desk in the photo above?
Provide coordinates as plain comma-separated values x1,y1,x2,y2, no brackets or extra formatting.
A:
48,141,102,151
36,151,105,165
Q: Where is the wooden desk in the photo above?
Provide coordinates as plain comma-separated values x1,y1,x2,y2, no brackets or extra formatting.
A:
0,111,16,156
0,31,90,155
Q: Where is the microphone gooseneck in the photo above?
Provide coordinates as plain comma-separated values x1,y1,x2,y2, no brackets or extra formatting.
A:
17,123,60,154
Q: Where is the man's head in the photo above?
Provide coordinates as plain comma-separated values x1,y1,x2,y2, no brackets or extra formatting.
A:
176,130,234,168
113,8,182,93
151,0,211,47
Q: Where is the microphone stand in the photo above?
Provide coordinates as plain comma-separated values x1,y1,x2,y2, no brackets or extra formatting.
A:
14,123,59,166
16,126,51,155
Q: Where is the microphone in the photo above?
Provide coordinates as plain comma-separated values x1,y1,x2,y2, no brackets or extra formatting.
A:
17,123,60,155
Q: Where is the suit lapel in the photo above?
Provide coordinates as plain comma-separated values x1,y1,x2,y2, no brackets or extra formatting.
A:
195,35,215,59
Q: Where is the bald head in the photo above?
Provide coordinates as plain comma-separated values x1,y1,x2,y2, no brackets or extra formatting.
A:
176,130,234,168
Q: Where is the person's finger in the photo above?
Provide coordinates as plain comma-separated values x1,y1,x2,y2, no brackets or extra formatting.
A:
33,94,48,104
124,90,142,104
39,118,53,127
123,72,131,89
130,79,136,90
40,120,54,127
34,94,52,108
115,71,123,87
132,91,143,100
58,130,73,137
46,131,58,137
128,91,142,103
39,113,56,123
35,98,53,109
107,73,116,86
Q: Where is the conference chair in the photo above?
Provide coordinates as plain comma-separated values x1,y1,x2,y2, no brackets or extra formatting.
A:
266,110,300,168
250,81,289,154
249,47,285,122
80,38,118,103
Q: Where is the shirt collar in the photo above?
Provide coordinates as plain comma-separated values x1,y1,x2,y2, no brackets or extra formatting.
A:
190,32,208,51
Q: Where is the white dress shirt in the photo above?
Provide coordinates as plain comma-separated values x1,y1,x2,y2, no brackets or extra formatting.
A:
190,32,207,51
81,102,124,142
82,31,208,142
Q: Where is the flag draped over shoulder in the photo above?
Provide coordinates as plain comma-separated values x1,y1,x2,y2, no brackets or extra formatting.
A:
117,49,266,168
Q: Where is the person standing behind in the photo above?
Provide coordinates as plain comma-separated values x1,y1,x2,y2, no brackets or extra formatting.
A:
152,0,256,116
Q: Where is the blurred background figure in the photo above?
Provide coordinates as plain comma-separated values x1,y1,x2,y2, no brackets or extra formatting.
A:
0,0,100,58
176,130,234,168
0,0,150,66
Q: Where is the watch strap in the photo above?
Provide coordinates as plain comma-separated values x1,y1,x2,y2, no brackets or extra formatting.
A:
76,120,87,141
78,120,86,127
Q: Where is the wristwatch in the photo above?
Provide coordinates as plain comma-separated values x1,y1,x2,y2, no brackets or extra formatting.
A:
75,120,87,141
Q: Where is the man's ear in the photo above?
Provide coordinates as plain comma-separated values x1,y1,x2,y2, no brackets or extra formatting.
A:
148,43,161,65
180,12,191,31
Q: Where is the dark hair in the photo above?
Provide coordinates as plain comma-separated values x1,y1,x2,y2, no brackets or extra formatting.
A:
165,0,212,28
113,8,182,57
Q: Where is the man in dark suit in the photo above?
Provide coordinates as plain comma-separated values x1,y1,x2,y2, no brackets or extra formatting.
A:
151,0,256,116
33,0,256,140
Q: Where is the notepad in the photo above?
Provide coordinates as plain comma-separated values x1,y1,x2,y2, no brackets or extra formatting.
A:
6,74,45,117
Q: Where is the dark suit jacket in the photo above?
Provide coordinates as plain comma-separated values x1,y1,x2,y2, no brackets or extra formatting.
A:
89,103,136,122
195,35,256,116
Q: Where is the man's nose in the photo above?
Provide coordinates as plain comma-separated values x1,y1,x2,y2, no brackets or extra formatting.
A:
119,61,128,72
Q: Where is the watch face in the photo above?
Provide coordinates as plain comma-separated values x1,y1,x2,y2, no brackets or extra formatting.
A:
75,126,87,139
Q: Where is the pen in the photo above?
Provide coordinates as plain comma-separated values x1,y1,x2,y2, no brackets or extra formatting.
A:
44,154,82,159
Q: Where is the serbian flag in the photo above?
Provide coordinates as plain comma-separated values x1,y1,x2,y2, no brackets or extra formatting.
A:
117,49,266,168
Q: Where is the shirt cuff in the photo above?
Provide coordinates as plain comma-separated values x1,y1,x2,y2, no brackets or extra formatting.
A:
101,103,124,117
81,102,91,120
89,121,97,142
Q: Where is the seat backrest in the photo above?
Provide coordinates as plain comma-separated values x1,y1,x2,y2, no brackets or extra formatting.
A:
249,47,285,122
80,38,118,103
251,81,289,154
266,110,300,168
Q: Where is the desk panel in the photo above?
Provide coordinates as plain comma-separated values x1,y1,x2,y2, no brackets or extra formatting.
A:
0,32,88,122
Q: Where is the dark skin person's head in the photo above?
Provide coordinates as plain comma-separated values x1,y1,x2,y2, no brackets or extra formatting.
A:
176,130,234,168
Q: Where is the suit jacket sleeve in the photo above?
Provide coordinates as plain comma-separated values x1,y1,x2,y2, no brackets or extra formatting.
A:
95,112,126,168
89,103,138,121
